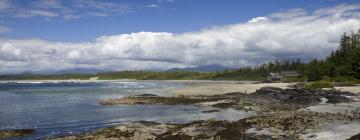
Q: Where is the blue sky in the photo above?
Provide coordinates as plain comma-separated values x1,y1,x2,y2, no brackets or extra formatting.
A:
0,0,360,73
0,0,358,42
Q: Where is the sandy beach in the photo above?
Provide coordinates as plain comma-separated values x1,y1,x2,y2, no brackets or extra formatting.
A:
334,86,360,94
3,80,359,95
166,80,360,96
168,82,293,96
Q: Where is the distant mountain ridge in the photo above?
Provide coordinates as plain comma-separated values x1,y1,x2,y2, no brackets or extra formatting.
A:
167,64,234,72
54,68,109,74
13,65,232,75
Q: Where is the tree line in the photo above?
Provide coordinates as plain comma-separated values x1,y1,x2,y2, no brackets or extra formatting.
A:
304,30,360,81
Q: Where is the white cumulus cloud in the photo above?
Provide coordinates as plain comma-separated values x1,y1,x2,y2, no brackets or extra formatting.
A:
248,17,268,23
0,43,22,61
0,4,360,74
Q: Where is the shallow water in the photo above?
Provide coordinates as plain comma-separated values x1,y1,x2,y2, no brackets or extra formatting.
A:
302,122,360,140
0,81,254,140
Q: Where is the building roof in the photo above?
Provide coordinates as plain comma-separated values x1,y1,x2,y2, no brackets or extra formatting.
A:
281,71,300,77
268,72,283,78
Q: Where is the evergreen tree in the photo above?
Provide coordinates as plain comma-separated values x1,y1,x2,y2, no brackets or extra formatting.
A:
305,59,325,81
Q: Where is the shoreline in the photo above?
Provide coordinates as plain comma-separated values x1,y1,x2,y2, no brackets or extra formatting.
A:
1,79,359,94
55,86,360,140
2,80,360,139
0,79,259,83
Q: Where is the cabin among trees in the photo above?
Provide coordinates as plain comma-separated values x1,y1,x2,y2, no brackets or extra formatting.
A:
267,73,283,82
267,71,301,82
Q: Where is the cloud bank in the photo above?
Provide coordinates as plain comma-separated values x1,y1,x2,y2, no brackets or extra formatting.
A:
0,0,132,20
0,4,360,74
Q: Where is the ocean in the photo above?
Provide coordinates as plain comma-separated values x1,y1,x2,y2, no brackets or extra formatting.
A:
0,81,253,139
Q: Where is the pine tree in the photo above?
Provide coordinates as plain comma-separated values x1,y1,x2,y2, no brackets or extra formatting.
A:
349,47,360,78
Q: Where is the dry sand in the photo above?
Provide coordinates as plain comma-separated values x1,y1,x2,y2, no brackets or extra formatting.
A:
168,82,293,96
334,86,360,94
168,81,360,96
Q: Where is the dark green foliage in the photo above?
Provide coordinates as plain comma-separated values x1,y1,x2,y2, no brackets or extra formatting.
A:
295,29,360,82
97,70,209,80
304,59,325,81
328,30,360,77
349,47,360,79
209,59,304,81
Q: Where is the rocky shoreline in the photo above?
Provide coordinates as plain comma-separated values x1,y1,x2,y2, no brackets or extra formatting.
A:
51,86,360,140
100,87,356,113
0,129,35,139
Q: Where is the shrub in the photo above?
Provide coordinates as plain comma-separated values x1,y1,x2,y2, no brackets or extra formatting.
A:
331,77,360,84
303,81,334,90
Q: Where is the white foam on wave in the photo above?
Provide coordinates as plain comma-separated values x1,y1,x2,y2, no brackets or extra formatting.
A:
19,81,46,84
0,81,45,84
109,81,139,84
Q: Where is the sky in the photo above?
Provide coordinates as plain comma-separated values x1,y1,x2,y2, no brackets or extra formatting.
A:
0,0,360,74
